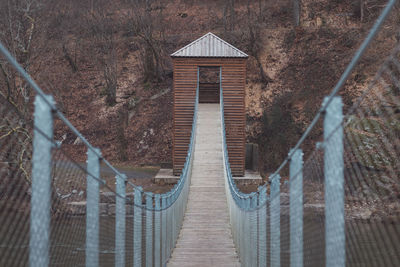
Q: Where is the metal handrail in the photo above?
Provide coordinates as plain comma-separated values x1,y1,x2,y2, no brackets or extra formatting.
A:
220,84,255,209
0,40,199,209
220,0,397,206
268,0,397,181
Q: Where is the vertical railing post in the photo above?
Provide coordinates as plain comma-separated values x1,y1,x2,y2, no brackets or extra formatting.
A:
146,193,154,267
258,186,267,267
237,197,241,261
323,96,345,267
290,149,303,267
30,94,54,267
161,194,167,265
234,194,239,255
250,192,258,267
236,195,240,257
115,173,126,267
244,197,250,266
169,193,174,258
154,194,161,267
86,147,101,267
270,174,281,267
134,187,143,267
172,189,177,250
232,194,237,250
166,193,171,259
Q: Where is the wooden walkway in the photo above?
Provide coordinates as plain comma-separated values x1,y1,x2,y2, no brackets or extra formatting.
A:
168,104,240,267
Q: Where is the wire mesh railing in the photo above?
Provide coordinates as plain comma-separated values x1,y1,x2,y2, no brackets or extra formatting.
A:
221,1,400,266
0,37,198,266
2,1,400,267
0,95,33,266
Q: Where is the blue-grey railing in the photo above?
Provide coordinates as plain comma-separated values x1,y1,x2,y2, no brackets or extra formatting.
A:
1,0,399,266
0,39,199,266
221,1,399,266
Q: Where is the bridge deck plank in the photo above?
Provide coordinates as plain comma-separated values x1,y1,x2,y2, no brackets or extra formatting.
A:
167,104,240,267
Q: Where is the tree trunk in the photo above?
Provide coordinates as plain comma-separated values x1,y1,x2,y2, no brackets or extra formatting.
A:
256,57,271,85
293,0,301,27
360,0,364,22
223,0,235,33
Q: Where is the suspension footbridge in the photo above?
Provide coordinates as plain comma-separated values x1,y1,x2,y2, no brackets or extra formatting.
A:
168,104,240,266
1,1,400,266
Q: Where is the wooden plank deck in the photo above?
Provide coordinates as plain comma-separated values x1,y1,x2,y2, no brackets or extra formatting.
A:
168,104,240,267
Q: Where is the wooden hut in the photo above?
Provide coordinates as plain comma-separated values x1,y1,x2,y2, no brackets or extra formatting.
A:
171,32,248,176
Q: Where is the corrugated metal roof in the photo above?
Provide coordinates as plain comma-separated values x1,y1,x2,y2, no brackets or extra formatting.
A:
171,32,248,58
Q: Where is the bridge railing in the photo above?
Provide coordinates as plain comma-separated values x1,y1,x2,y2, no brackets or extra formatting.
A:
220,83,259,266
0,40,198,266
221,1,400,266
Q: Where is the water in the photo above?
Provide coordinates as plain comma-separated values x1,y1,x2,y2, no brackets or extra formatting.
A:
280,214,400,267
0,216,134,267
0,214,398,266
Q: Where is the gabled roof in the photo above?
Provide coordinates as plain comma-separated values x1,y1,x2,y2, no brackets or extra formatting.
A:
171,32,248,58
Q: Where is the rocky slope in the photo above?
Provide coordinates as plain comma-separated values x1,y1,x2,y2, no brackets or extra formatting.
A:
2,0,398,173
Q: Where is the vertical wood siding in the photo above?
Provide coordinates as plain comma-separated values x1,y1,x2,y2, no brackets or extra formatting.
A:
173,57,246,176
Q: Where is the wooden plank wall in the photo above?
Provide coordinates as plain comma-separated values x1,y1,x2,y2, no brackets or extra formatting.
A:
172,61,197,175
173,57,246,176
221,59,246,176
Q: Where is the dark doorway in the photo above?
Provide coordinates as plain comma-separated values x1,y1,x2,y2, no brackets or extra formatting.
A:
198,66,220,103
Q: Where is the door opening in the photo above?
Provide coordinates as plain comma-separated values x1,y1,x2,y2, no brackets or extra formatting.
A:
198,66,220,103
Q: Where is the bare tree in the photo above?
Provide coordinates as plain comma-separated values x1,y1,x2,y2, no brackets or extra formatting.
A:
62,42,79,72
0,0,46,115
293,0,301,26
87,2,118,106
396,2,400,43
129,0,166,83
244,0,272,85
0,0,48,191
223,0,235,33
103,46,118,106
0,0,50,129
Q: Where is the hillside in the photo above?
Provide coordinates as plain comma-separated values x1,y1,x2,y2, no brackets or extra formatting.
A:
1,0,399,174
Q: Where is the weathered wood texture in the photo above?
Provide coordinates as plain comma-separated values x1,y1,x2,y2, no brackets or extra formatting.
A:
199,83,219,103
168,104,240,267
172,57,246,176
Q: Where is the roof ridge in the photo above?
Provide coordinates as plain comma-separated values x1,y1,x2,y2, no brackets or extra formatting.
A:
171,32,248,58
206,32,247,56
